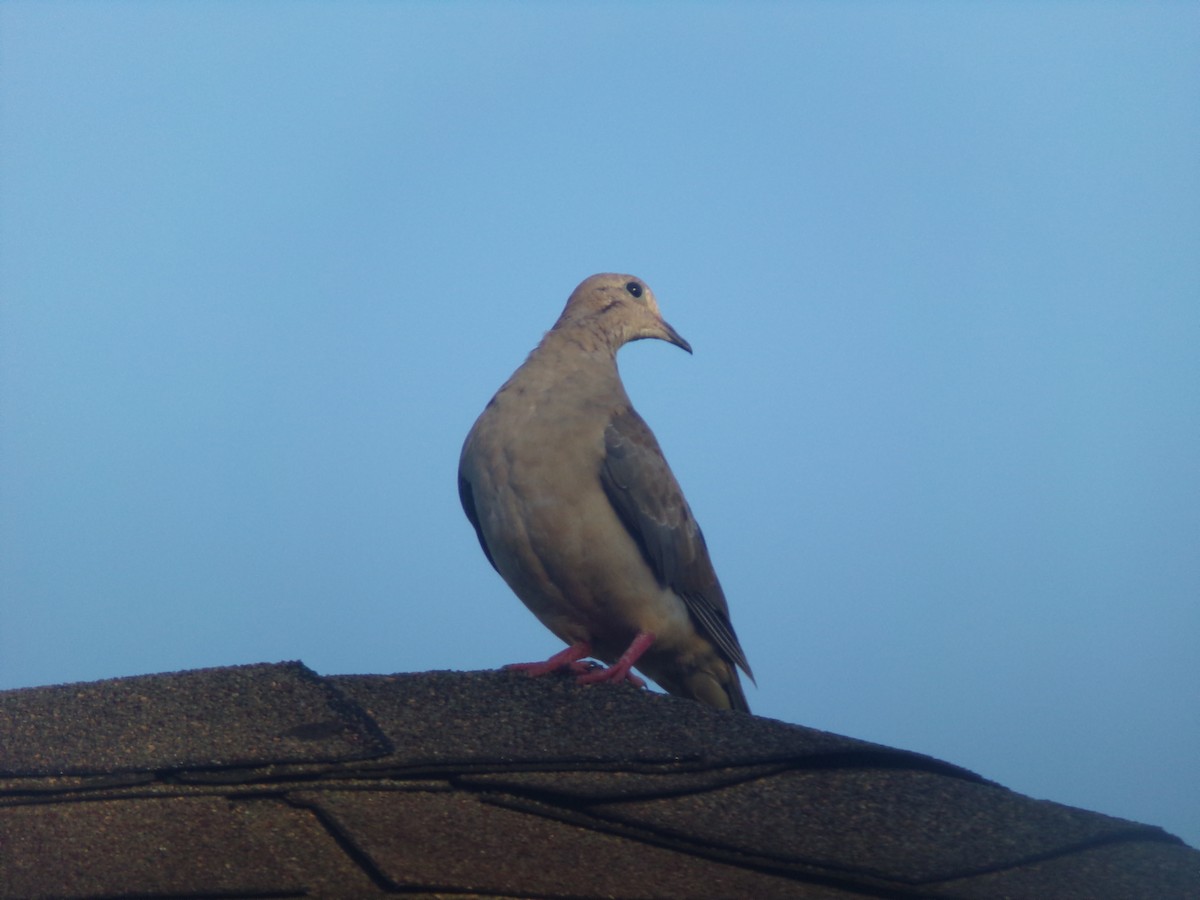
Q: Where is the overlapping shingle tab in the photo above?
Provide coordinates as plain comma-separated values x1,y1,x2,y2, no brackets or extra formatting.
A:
1,662,1196,899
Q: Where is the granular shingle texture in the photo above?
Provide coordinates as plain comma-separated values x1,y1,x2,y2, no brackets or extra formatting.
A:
1,661,1196,899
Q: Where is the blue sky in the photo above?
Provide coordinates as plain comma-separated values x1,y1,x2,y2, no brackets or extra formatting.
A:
2,3,1197,847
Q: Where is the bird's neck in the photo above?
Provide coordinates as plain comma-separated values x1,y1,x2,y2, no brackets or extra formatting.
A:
528,325,622,371
511,326,629,405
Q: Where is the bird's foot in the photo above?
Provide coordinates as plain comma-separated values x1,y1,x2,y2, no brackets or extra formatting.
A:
575,631,655,690
505,642,595,678
575,664,647,689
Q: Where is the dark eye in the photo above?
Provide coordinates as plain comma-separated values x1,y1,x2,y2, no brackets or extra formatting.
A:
625,281,643,298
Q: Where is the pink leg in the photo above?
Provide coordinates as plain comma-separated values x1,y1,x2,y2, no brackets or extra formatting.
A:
505,642,597,678
576,631,654,690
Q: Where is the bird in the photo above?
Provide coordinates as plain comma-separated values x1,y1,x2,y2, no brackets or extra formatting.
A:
458,273,753,712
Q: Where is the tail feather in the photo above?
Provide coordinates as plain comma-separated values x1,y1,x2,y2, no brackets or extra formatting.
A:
657,661,751,713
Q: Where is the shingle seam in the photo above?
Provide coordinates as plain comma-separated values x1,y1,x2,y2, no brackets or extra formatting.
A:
780,751,991,785
276,788,587,898
316,756,706,774
447,755,985,808
0,784,268,808
0,777,461,811
176,759,710,785
217,752,980,782
450,765,789,803
173,764,349,784
182,748,988,787
472,788,946,900
273,791,405,894
0,757,385,787
0,751,392,781
0,773,157,799
914,827,1188,887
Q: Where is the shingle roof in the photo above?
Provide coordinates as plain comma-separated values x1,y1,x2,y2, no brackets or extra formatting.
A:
1,661,1196,899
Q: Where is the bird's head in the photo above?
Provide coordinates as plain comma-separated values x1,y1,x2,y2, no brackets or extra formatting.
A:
553,273,692,354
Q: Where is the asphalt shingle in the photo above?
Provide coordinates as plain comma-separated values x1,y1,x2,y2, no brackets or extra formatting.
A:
0,661,390,776
0,661,1195,899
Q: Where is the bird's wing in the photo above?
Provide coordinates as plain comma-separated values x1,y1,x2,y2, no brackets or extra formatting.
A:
458,468,499,573
600,408,753,679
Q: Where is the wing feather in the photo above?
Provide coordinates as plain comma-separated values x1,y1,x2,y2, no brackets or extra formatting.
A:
458,470,499,573
600,408,753,679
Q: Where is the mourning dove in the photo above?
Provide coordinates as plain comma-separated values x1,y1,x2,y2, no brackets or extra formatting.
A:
458,273,753,712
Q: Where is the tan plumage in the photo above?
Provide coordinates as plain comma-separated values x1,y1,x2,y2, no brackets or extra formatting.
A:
458,273,753,711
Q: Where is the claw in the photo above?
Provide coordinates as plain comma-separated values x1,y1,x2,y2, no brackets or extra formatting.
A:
575,631,654,690
505,632,656,693
505,642,594,678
